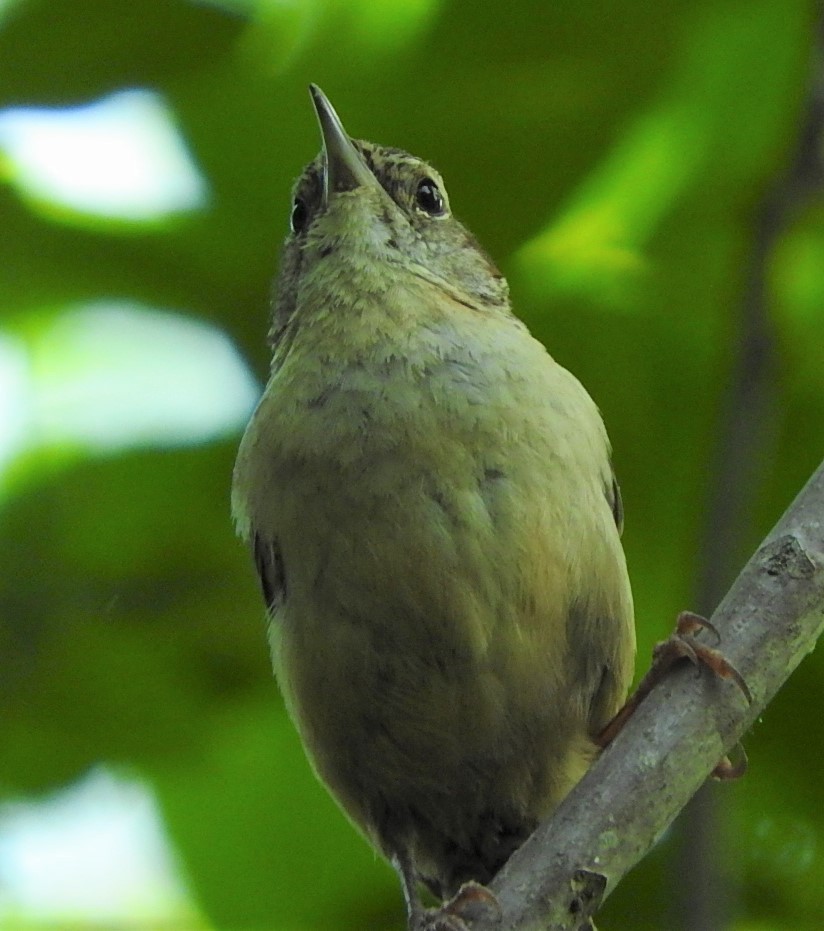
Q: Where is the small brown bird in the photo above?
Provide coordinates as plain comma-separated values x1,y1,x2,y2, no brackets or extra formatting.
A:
232,86,636,929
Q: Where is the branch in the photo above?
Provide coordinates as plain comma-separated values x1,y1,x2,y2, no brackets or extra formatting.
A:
482,459,824,931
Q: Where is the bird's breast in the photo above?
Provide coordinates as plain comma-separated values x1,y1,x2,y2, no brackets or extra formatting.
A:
231,289,632,839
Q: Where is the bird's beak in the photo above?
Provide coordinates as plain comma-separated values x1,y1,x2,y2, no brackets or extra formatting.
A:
309,84,379,207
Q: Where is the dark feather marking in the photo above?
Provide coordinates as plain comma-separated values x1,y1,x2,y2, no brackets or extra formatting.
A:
588,664,613,736
253,532,286,613
307,386,333,409
431,488,452,516
477,467,506,526
565,599,620,735
608,473,624,535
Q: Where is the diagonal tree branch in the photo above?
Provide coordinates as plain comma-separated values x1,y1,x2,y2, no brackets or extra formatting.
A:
480,458,824,931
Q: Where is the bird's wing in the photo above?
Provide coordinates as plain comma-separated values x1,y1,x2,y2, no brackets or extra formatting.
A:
253,532,287,614
607,471,624,536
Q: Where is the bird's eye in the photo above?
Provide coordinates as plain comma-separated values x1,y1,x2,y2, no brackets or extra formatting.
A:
415,178,446,216
290,197,308,234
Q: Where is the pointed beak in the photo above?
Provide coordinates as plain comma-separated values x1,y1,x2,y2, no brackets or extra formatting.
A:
309,84,379,207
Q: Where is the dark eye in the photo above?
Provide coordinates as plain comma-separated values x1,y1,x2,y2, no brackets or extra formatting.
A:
415,178,446,216
290,197,308,234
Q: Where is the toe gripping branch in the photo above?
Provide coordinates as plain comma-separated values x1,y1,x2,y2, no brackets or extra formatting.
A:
598,611,753,779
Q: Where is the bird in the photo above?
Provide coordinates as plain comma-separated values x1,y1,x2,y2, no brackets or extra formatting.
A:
232,84,636,930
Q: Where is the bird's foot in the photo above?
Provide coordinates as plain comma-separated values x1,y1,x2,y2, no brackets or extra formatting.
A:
652,611,752,702
598,610,752,777
410,882,501,930
654,611,752,779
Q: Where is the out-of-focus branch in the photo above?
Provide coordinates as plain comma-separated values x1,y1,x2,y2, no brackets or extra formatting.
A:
681,9,824,928
697,1,824,617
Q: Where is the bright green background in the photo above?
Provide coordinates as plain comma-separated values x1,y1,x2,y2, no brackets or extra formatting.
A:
1,0,823,928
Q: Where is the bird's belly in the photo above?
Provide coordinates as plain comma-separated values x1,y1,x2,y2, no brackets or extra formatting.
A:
273,447,525,773
235,331,632,886
266,415,591,857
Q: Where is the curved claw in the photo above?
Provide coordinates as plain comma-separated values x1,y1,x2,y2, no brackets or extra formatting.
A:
676,610,721,645
693,643,753,704
712,742,748,780
655,613,752,705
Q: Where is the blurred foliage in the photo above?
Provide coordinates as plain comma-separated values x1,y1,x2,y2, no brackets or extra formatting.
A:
1,0,823,928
